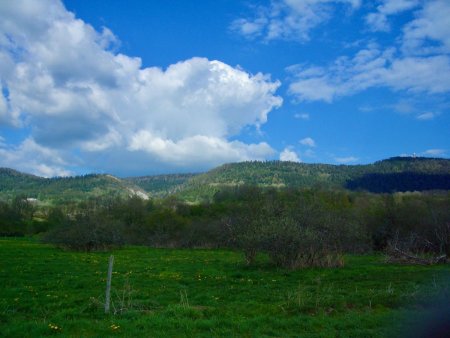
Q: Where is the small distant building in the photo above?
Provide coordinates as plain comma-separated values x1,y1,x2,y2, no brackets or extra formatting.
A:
26,198,38,203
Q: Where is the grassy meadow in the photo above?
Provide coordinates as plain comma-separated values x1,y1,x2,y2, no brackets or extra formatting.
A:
0,238,449,337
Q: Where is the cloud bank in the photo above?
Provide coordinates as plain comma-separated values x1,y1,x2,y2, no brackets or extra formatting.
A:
0,0,282,176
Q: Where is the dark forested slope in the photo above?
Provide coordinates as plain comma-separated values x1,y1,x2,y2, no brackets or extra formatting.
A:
177,157,450,200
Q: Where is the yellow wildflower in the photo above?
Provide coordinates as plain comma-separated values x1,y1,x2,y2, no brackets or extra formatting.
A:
48,323,61,331
110,324,120,330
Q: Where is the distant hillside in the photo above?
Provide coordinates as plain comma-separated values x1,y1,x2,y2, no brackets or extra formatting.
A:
177,157,450,201
1,157,449,203
125,173,198,198
0,168,148,203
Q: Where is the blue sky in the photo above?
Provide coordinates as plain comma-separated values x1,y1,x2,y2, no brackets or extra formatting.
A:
0,0,449,177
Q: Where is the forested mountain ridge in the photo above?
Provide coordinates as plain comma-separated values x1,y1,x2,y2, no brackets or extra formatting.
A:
177,157,450,200
1,157,449,203
0,168,148,203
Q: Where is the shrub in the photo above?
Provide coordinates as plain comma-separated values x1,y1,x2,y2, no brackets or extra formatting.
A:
140,209,189,247
222,189,364,269
179,219,225,248
367,193,450,257
260,216,347,269
43,213,124,252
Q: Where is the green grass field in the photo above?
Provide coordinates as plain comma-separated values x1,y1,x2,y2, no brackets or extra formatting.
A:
0,238,449,337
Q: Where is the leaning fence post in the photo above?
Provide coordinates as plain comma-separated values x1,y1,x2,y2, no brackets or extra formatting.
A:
105,255,114,314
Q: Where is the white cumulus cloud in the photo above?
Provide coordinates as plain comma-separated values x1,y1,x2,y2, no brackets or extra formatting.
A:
128,131,274,167
0,0,282,175
279,147,301,162
0,138,72,177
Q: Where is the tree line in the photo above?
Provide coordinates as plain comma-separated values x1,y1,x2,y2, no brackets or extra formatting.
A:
1,187,449,268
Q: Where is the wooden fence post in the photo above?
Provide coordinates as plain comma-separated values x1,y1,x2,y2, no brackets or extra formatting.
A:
105,255,114,314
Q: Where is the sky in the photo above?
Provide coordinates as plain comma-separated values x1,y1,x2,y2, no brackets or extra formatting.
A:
0,0,449,177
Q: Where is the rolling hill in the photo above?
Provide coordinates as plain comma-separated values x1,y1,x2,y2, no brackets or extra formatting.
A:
0,168,148,203
1,157,449,203
176,157,450,201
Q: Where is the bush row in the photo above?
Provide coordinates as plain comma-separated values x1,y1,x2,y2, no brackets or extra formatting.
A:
1,188,449,267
